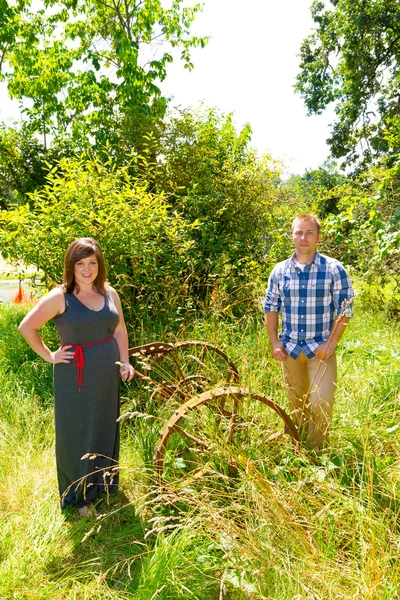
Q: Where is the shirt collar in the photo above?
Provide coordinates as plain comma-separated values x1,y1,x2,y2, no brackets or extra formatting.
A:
289,250,321,268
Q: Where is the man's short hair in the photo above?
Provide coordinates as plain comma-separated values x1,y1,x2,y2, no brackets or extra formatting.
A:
292,214,321,233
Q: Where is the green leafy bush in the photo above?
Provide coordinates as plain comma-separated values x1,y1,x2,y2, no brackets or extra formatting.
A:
0,154,196,325
322,160,400,313
153,107,285,308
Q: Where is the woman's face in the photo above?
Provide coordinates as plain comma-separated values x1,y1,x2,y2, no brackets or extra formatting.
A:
73,254,99,288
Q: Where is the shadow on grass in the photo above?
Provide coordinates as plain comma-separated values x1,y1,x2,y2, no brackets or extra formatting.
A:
44,490,147,594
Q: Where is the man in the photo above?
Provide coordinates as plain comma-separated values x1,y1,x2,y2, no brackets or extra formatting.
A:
264,214,354,449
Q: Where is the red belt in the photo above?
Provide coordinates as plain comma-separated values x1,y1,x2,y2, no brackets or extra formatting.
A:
63,335,114,390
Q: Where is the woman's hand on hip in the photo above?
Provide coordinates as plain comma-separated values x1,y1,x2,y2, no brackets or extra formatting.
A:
50,345,75,364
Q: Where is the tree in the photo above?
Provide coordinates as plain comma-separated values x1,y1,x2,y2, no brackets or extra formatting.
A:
0,124,55,209
154,107,282,299
0,110,289,318
295,0,400,168
320,158,400,315
0,0,207,151
282,161,347,218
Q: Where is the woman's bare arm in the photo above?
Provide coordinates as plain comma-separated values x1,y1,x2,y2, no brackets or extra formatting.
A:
108,287,135,382
18,288,75,364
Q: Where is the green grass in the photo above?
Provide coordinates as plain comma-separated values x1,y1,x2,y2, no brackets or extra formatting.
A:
0,301,399,599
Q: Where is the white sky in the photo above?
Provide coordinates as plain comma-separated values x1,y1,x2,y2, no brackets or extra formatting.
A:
0,0,335,175
160,0,336,175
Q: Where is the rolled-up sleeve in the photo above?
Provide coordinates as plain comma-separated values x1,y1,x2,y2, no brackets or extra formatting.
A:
264,268,282,313
332,263,354,317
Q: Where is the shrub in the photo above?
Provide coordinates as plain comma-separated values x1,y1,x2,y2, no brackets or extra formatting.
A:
0,154,195,326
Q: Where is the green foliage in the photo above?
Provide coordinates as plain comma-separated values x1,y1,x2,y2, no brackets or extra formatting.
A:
296,0,400,167
283,161,347,218
0,153,196,324
154,107,282,301
0,303,55,404
0,109,291,321
0,124,57,209
0,0,207,150
321,159,400,311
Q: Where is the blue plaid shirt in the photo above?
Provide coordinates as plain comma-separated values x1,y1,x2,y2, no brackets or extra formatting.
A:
264,251,354,358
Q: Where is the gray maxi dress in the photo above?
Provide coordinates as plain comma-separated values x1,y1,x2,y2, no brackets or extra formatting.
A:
52,291,120,508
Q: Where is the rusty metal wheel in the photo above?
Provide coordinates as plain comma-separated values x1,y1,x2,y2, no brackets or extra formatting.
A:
154,386,299,486
128,341,239,403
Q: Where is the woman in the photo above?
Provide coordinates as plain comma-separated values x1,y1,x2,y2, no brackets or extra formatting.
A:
18,238,134,517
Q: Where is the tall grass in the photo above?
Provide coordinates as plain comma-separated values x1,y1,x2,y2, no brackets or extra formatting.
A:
0,302,399,598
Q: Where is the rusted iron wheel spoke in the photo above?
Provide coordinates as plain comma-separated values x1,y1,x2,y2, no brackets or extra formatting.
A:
128,341,299,487
172,425,210,449
154,386,299,483
129,340,239,401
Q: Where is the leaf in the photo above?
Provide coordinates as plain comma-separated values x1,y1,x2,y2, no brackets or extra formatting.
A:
223,571,257,594
386,424,400,434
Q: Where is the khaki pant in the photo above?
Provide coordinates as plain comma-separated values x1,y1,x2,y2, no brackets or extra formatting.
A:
282,352,337,449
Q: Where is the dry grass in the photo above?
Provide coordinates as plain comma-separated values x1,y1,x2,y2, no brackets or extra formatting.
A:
0,304,399,598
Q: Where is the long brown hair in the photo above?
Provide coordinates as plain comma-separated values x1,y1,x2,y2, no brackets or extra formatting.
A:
63,238,107,295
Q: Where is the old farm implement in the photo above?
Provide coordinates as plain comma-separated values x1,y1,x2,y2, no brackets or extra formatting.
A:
126,341,299,484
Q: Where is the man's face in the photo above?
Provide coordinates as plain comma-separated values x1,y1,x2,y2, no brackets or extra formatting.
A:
292,218,320,260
